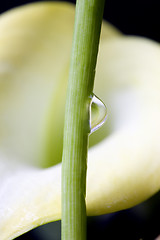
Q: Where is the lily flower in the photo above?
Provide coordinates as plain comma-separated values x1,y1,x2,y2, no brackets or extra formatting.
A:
0,2,160,239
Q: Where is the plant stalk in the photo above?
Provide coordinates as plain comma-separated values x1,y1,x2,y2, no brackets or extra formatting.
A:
62,0,105,239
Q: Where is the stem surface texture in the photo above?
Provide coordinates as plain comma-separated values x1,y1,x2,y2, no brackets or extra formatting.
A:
62,0,105,239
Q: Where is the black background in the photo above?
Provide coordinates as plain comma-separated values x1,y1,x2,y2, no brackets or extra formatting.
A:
1,1,160,239
1,0,160,41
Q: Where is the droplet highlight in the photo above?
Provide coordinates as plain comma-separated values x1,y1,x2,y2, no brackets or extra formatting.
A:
90,94,107,134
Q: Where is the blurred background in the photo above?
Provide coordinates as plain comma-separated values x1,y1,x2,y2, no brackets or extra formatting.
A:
1,0,160,41
1,0,160,239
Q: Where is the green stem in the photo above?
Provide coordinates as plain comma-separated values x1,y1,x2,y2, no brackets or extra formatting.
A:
62,0,105,239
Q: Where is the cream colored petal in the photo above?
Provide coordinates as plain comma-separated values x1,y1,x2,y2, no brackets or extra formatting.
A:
0,2,121,239
0,2,75,167
87,36,160,214
1,37,160,239
0,158,61,240
101,20,121,40
0,2,119,168
2,1,160,239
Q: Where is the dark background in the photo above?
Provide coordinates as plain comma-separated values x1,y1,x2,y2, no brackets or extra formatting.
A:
1,1,160,239
1,0,160,41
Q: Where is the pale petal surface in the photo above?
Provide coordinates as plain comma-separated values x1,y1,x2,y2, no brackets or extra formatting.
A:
0,2,119,168
0,2,160,240
88,37,160,214
0,2,119,239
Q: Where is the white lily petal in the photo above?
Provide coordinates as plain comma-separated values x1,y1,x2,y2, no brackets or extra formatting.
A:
0,2,121,239
1,2,160,240
0,2,119,168
87,37,160,214
1,36,160,239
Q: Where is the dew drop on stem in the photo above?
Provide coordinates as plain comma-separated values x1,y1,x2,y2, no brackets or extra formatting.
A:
89,94,107,134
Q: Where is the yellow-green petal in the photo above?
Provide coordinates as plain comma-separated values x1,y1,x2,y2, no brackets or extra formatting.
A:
1,2,160,240
87,36,160,214
0,2,75,167
0,2,119,168
0,2,120,239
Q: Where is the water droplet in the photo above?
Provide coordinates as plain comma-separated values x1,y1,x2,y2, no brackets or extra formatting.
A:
89,94,107,134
